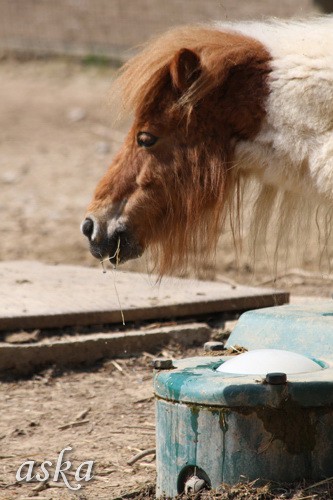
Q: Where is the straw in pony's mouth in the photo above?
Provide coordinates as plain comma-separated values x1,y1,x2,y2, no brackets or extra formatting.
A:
99,237,125,326
100,236,121,271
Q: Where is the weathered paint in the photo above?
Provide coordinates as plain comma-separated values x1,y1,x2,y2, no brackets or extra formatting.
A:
156,396,333,497
154,357,333,408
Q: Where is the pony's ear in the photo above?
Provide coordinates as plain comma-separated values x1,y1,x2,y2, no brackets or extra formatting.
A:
170,48,201,93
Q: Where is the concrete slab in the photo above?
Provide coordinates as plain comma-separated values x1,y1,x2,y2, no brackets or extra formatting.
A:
0,261,289,331
0,322,211,376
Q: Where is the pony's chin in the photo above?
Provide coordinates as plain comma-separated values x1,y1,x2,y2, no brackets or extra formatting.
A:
109,244,144,265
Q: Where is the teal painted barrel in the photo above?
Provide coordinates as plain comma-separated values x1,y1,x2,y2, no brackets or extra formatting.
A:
154,303,333,498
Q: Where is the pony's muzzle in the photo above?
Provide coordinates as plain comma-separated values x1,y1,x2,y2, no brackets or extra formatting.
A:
81,217,143,265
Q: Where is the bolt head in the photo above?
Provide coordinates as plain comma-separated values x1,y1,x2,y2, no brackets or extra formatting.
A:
265,372,287,385
204,341,224,352
152,358,174,370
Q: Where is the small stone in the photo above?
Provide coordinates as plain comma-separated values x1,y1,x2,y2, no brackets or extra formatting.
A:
67,107,86,122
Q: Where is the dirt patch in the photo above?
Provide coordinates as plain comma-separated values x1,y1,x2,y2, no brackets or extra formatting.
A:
0,354,157,500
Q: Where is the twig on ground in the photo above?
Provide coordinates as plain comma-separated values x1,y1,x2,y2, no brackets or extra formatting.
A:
108,430,155,435
121,425,155,430
303,476,333,491
94,468,117,476
111,360,124,372
75,406,91,420
75,407,91,421
48,481,67,488
2,481,19,489
228,345,246,354
216,274,239,287
111,489,147,500
298,496,318,499
127,448,156,466
138,462,156,469
133,396,153,404
18,497,42,500
142,350,156,357
58,419,90,430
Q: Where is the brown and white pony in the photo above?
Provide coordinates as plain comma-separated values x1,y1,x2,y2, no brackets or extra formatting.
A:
81,19,333,276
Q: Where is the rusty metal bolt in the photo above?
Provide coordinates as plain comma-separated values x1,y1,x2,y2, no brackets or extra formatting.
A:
204,341,224,352
152,358,174,370
265,372,287,385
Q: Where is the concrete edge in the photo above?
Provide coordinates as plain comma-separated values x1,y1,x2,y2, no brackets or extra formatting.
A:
0,323,211,376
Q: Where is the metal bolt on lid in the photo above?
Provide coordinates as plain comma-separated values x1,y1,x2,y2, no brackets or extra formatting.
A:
204,341,224,352
265,372,287,385
152,358,174,370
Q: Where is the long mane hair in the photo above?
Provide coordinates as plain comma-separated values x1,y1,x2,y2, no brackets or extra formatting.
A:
109,25,333,277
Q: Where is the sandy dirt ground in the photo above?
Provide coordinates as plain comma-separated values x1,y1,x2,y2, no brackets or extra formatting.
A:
0,354,157,500
2,2,333,499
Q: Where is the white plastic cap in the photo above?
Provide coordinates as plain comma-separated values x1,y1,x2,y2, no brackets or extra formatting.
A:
216,349,322,375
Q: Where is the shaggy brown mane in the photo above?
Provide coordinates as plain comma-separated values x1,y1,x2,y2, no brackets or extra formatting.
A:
111,25,268,119
147,145,232,277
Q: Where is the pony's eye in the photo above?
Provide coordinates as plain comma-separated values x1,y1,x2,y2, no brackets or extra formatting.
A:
137,132,158,148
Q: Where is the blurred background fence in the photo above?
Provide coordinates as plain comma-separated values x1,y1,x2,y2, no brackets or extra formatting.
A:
0,0,329,62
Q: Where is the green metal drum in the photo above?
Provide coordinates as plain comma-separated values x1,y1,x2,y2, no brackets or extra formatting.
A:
154,303,333,498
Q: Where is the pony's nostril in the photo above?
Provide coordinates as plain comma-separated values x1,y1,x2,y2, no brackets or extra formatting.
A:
81,218,94,240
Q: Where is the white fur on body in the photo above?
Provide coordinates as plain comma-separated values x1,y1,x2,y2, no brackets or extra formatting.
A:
217,18,333,202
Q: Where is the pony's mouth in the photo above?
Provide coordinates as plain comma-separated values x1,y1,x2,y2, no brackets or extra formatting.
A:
108,241,143,265
81,216,144,266
89,232,143,266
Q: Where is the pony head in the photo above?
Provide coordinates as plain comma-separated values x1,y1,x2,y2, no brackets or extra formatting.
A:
82,26,270,275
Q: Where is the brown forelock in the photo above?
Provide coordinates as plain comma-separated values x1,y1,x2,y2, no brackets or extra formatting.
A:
93,26,271,275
